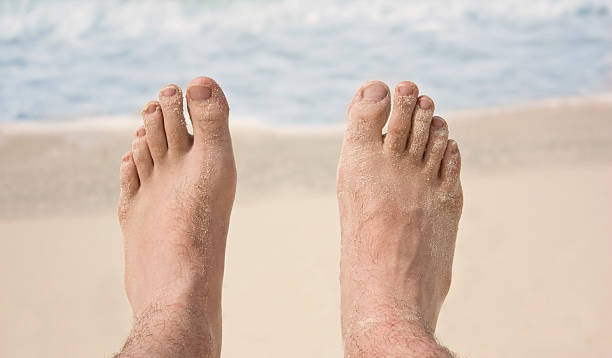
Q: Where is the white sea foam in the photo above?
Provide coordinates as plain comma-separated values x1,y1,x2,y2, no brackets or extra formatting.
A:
1,0,610,125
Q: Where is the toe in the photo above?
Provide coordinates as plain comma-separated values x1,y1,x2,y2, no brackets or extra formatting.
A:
186,76,230,146
424,116,449,175
142,101,168,161
344,81,391,146
119,151,140,196
440,140,461,186
158,84,192,153
384,81,419,153
407,96,435,161
131,126,154,180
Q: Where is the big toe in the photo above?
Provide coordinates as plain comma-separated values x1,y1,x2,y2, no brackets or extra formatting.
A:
344,81,391,146
186,76,230,146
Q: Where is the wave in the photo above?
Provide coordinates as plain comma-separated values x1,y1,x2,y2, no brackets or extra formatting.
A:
1,0,611,123
2,0,610,42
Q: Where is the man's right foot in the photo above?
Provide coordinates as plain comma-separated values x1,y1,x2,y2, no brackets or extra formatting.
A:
337,81,463,357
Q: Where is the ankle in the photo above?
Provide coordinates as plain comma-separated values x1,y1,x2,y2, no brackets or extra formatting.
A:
120,301,221,358
343,319,453,358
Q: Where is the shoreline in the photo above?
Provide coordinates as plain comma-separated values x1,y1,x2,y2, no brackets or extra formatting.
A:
2,92,611,133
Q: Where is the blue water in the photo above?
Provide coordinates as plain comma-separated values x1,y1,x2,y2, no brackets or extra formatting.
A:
1,0,611,125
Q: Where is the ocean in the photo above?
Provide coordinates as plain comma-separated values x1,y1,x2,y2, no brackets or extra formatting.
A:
1,0,611,126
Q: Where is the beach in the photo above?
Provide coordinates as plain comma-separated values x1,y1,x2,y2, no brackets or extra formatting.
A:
1,97,611,357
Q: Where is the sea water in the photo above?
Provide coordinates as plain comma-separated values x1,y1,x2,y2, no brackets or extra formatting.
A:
1,0,611,125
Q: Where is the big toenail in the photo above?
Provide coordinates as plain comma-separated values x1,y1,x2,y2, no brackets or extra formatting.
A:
161,87,177,97
188,85,212,101
397,83,417,96
362,83,387,102
431,117,445,128
145,103,157,114
419,97,433,110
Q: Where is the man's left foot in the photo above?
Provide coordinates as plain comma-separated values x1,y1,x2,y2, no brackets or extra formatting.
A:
117,76,236,357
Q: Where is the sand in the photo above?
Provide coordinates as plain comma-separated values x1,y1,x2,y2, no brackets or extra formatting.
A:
1,96,611,357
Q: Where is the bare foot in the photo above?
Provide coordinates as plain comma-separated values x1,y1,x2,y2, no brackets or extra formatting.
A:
337,81,462,357
117,77,236,357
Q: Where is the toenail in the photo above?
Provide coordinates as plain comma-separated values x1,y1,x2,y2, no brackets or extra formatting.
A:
160,87,177,97
450,141,458,153
397,83,417,96
136,127,146,137
188,85,212,101
145,103,158,114
362,83,388,102
418,96,433,110
431,117,445,128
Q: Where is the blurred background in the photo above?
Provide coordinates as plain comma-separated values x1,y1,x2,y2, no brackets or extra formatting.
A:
1,0,610,124
1,1,611,357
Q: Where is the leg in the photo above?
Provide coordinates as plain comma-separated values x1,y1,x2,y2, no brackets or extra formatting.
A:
338,81,463,357
116,76,236,358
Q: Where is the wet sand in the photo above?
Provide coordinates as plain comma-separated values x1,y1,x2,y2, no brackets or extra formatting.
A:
1,96,611,357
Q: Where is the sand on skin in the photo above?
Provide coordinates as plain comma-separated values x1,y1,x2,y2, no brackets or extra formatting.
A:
0,97,611,357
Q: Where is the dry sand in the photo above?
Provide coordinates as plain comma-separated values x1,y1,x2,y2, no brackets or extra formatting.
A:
1,97,611,357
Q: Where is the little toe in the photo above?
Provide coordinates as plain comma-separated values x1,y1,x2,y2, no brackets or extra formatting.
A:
344,81,391,146
384,81,419,153
158,84,191,153
407,95,435,161
424,116,449,175
440,140,461,187
186,76,230,146
131,126,154,180
141,101,168,160
119,151,140,197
